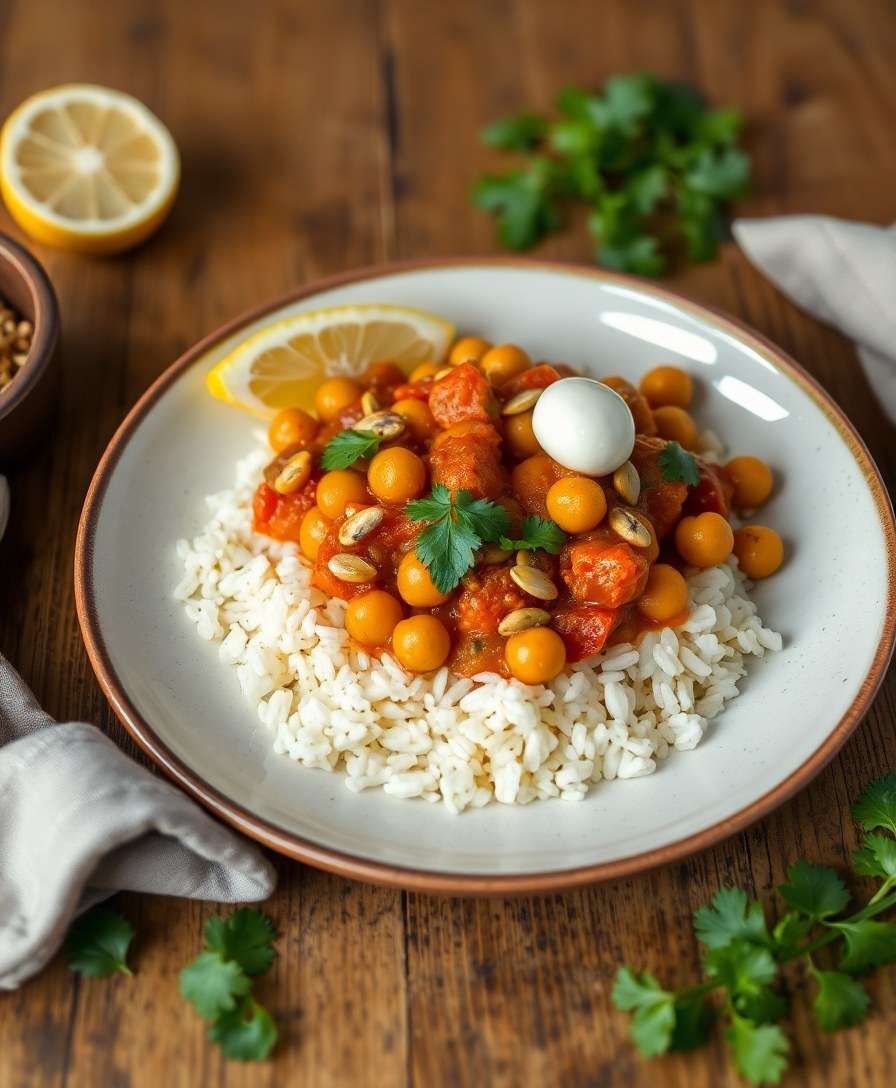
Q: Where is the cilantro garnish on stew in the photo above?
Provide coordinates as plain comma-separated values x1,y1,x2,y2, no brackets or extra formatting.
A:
658,440,700,486
321,429,384,470
500,515,567,555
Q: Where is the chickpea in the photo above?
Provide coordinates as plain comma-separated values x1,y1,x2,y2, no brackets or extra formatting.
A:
392,615,451,673
545,476,607,534
725,456,774,509
409,361,440,382
640,366,693,408
315,377,362,422
368,447,427,503
299,506,331,562
268,407,319,453
316,469,370,519
449,336,492,367
345,590,404,647
504,411,542,459
505,627,567,686
637,563,689,622
653,405,698,449
393,397,438,442
363,360,405,388
675,512,734,568
480,343,531,386
733,525,783,579
396,551,451,607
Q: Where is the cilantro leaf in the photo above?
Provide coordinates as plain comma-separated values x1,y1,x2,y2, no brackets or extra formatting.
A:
210,996,278,1061
472,161,560,251
693,887,770,950
853,832,896,880
685,146,751,199
811,969,870,1032
611,968,675,1057
704,940,777,998
625,164,668,215
65,906,134,978
695,107,743,146
852,774,896,835
669,995,715,1051
771,911,814,958
598,235,666,277
481,113,547,152
321,430,382,470
500,516,567,555
779,860,850,921
834,919,896,973
735,986,788,1025
592,73,655,136
726,1016,788,1085
459,493,511,543
406,483,452,522
408,488,510,593
179,951,251,1020
658,441,700,486
204,909,277,977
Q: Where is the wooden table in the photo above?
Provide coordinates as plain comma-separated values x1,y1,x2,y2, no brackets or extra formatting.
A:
2,0,895,1084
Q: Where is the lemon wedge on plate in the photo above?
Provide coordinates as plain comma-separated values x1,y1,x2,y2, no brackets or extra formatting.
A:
206,304,455,418
0,84,179,255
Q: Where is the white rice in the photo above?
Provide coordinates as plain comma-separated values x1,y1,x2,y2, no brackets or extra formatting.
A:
174,442,782,814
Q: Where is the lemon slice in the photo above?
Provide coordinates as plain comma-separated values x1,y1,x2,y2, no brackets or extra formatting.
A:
206,304,455,418
0,84,179,255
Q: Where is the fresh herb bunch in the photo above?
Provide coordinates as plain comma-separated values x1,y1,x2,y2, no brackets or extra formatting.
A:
473,72,750,276
613,775,896,1084
179,909,279,1061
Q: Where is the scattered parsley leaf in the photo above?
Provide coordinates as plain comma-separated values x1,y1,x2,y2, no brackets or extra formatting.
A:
779,860,850,921
735,986,788,1025
204,909,277,977
771,911,814,958
591,73,654,136
834,919,896,973
852,774,896,836
726,1016,788,1085
179,951,251,1020
65,906,134,978
852,832,896,880
658,441,700,486
499,516,567,555
210,996,278,1061
685,146,751,199
611,968,675,1057
481,113,547,152
669,995,715,1051
811,969,870,1032
472,161,560,251
694,888,769,950
599,235,666,277
321,429,383,470
704,940,777,998
625,163,668,215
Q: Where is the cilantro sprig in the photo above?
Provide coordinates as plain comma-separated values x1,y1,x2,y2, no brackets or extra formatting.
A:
658,440,700,486
473,72,750,275
321,429,384,470
499,515,567,555
65,905,135,977
180,909,279,1061
613,774,896,1083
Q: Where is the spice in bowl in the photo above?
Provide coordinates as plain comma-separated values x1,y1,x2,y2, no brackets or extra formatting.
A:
0,298,32,393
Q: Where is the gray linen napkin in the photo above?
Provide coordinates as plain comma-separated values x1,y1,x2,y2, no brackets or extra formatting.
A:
733,215,896,421
0,652,276,989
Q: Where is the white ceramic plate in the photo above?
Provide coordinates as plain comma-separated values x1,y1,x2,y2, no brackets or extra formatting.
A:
76,260,896,894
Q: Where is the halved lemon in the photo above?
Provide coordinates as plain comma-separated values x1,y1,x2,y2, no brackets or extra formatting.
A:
206,304,455,418
0,84,179,255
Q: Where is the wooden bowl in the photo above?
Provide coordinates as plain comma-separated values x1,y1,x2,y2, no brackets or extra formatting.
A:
0,232,60,465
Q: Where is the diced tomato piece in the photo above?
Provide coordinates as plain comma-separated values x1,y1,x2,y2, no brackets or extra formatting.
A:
629,435,687,538
428,363,498,428
553,604,620,662
503,363,562,398
449,631,508,677
685,458,734,517
560,536,649,607
314,399,366,450
429,421,505,499
392,377,434,403
253,482,278,526
452,567,527,634
600,376,656,436
252,480,317,542
510,453,574,518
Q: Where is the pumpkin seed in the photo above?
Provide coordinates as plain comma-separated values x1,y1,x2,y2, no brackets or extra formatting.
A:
497,607,552,636
360,390,380,415
327,554,378,583
478,544,511,565
338,505,385,545
608,506,653,548
509,564,558,601
501,388,542,416
434,367,453,380
515,549,534,567
613,460,640,505
273,450,313,495
354,410,406,440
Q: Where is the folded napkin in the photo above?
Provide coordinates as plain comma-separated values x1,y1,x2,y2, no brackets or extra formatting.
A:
733,215,896,421
0,653,276,989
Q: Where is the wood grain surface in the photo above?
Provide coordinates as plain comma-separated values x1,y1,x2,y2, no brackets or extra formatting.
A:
1,0,895,1084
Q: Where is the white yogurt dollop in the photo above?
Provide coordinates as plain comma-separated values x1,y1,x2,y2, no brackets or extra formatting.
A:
532,377,635,476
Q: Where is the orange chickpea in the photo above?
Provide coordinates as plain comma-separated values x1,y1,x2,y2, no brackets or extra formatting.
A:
315,470,370,519
480,343,531,386
505,627,567,686
637,563,689,622
392,615,451,673
733,525,784,579
449,336,492,367
504,411,542,459
725,456,774,509
393,397,438,442
363,360,405,387
675,512,734,568
653,405,698,449
345,590,404,647
315,377,361,422
409,361,440,382
368,447,427,503
299,506,331,561
640,366,693,408
545,477,607,534
268,407,319,453
396,551,452,607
